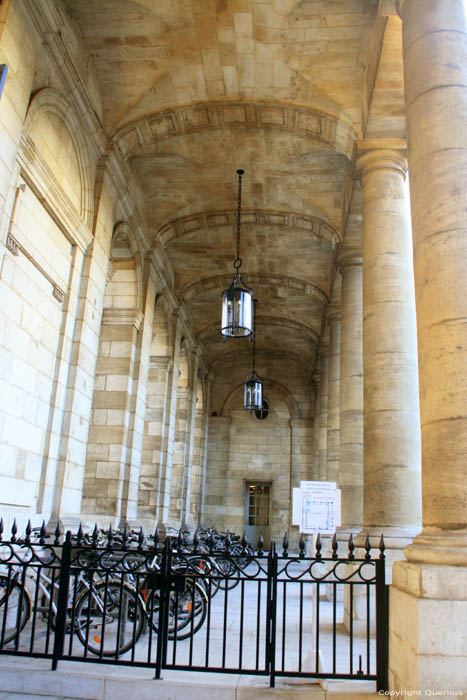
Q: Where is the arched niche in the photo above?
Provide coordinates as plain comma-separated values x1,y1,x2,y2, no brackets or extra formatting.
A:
23,88,94,228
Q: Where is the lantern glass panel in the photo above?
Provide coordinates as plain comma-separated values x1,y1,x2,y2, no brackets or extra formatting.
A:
221,280,253,337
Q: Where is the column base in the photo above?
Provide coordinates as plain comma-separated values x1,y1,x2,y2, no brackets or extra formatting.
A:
390,559,467,692
404,528,467,566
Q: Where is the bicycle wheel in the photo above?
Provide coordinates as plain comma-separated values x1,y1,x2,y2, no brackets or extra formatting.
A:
216,558,240,590
0,576,31,645
74,581,144,657
146,578,208,640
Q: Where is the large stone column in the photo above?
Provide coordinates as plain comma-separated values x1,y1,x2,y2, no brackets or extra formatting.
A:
326,306,341,484
390,0,467,691
337,247,363,533
318,345,329,481
357,149,421,552
311,369,320,480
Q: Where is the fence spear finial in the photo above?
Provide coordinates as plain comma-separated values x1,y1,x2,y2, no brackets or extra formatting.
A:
379,533,385,559
332,532,338,560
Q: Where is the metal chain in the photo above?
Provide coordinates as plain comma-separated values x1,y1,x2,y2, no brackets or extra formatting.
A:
234,169,244,270
252,298,257,371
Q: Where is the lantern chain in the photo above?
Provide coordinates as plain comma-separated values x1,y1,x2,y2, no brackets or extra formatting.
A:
234,169,244,270
252,298,257,371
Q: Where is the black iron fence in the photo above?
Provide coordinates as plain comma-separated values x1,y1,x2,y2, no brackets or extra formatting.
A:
0,521,388,689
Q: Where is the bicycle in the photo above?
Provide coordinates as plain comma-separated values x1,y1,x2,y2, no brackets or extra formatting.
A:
0,544,143,657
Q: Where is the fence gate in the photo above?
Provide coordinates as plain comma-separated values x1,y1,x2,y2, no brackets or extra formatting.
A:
0,524,388,690
156,536,388,689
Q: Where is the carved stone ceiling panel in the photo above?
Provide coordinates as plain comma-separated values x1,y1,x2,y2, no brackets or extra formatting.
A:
61,0,404,377
62,0,378,135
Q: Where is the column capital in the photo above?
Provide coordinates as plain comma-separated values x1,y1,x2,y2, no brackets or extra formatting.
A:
356,149,408,183
150,354,172,371
318,343,329,360
102,308,144,330
336,244,362,272
312,369,320,385
326,303,341,324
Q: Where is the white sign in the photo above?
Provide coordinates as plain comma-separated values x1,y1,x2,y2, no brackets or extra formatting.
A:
297,481,341,535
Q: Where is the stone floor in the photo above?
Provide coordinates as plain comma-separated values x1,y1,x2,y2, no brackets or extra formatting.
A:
0,657,377,700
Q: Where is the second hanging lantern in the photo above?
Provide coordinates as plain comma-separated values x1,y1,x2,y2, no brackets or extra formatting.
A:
244,299,264,410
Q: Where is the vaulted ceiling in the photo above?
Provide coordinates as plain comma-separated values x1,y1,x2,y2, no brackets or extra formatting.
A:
63,0,406,395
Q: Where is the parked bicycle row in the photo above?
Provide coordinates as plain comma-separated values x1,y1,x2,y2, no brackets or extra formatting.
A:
0,519,388,688
0,521,267,659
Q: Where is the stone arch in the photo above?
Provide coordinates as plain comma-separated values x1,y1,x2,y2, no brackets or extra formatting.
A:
212,382,295,542
114,101,356,162
23,88,94,229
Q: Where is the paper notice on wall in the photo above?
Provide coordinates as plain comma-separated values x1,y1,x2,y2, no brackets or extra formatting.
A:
299,481,338,535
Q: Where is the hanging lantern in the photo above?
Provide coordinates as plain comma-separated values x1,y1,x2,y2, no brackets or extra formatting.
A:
220,169,253,340
244,299,264,410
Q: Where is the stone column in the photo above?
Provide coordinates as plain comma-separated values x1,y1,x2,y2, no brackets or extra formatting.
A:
188,406,204,525
169,386,190,525
120,262,157,527
158,312,182,524
311,370,320,480
389,0,467,691
203,416,231,530
337,247,363,533
357,149,421,552
290,418,313,489
82,308,143,526
290,417,314,548
318,345,329,481
181,352,200,526
197,376,212,521
326,307,341,484
139,354,172,528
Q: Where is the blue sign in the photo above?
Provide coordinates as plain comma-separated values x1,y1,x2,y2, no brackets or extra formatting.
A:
0,64,8,100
